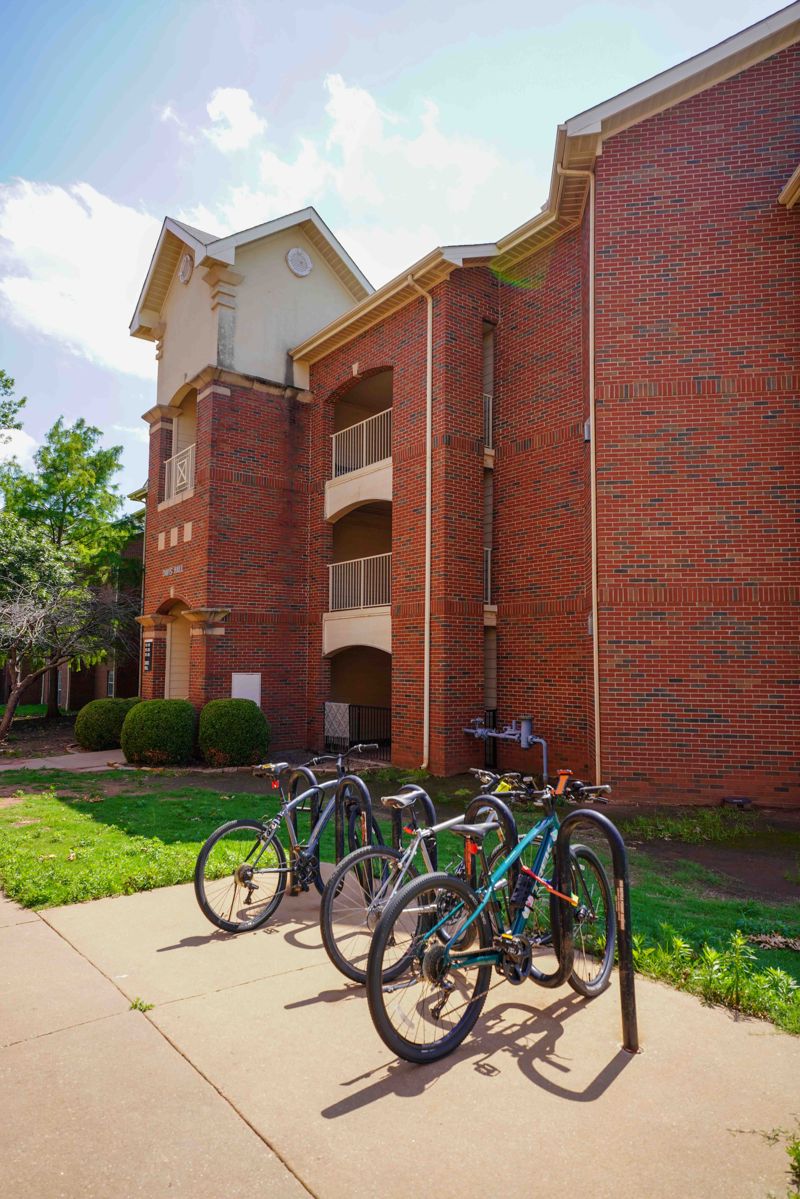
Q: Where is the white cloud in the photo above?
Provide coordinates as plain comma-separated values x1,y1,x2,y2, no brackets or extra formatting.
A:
184,74,545,285
205,87,266,152
0,180,159,380
112,422,149,446
0,427,37,470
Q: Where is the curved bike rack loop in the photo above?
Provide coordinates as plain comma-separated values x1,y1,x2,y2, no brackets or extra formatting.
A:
556,809,640,1054
464,793,519,859
387,786,438,869
287,766,321,841
333,774,382,863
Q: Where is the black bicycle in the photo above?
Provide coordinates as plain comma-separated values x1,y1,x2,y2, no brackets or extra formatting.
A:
194,744,383,933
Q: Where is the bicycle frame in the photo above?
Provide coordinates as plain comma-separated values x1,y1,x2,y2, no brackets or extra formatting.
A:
427,811,562,969
278,778,340,859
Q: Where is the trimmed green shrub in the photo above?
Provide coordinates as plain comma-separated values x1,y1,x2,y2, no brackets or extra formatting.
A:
121,699,196,766
198,698,270,767
74,698,141,751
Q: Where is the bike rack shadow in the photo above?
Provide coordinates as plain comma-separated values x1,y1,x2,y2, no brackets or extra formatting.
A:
320,986,635,1120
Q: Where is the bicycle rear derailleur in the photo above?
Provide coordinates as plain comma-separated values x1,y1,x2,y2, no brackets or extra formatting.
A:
494,933,532,985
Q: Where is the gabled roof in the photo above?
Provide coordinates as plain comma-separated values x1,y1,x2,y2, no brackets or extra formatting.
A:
291,5,800,366
565,2,800,140
495,2,800,270
130,207,373,341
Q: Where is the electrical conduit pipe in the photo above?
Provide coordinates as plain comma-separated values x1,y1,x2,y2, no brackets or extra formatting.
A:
408,275,433,771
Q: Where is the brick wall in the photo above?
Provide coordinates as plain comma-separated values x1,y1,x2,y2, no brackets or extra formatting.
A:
308,269,499,774
594,43,799,803
492,226,592,779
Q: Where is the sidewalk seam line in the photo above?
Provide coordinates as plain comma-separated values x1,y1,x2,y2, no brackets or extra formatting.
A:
39,912,320,1199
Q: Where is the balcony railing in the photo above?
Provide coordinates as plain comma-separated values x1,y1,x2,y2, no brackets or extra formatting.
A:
484,546,492,604
163,443,196,502
331,409,391,478
483,393,493,449
329,552,391,611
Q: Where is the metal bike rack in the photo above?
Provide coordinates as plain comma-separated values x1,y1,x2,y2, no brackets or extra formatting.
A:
556,809,640,1054
387,786,438,869
463,715,549,782
464,793,519,858
333,774,381,863
287,765,321,841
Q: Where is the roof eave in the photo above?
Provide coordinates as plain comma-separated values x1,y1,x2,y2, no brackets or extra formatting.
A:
779,163,800,209
566,3,800,143
290,243,499,365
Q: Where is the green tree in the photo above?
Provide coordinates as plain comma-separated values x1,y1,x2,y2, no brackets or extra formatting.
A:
0,370,26,444
1,413,142,718
0,416,135,565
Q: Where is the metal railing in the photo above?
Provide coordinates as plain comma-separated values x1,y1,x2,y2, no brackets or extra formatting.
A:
331,409,392,478
483,393,493,449
329,552,391,611
483,547,492,604
163,443,196,502
324,702,391,760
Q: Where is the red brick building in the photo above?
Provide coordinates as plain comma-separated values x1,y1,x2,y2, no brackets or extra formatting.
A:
131,9,799,804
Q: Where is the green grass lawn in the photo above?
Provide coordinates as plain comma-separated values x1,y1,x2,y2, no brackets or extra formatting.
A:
0,768,798,1030
0,703,48,718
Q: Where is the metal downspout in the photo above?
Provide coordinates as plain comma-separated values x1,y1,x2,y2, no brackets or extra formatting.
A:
408,275,433,770
557,166,601,783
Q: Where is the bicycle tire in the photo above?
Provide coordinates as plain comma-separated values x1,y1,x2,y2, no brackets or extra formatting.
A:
194,819,288,933
563,844,615,998
320,845,417,984
367,871,493,1064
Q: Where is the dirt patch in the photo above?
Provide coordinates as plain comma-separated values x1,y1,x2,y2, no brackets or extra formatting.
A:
642,841,800,904
0,795,23,808
0,715,77,759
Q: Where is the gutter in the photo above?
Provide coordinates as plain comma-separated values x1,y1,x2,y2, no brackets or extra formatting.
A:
408,275,433,771
557,165,602,784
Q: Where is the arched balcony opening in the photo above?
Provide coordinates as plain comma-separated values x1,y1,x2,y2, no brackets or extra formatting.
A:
329,502,391,611
326,370,393,519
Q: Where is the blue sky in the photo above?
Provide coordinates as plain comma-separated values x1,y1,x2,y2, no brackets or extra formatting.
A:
0,0,784,500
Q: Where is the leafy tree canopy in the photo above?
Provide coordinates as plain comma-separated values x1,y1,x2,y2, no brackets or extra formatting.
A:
0,370,26,443
0,416,139,576
0,512,71,601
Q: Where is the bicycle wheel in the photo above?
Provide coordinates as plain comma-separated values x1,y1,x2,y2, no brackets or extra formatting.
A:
566,844,615,998
194,819,288,933
367,872,493,1064
320,845,417,984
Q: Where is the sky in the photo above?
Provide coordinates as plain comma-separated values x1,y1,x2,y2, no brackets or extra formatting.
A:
0,0,787,502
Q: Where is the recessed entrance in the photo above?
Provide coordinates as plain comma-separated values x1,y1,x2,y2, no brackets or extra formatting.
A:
165,602,191,699
324,646,391,758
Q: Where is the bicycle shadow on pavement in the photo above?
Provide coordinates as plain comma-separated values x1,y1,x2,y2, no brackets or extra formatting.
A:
320,989,635,1119
157,901,324,955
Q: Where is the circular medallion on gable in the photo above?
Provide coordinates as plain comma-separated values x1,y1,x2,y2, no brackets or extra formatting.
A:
178,253,193,284
286,247,313,277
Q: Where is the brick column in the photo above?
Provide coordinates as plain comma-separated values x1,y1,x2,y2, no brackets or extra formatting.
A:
184,608,230,708
136,614,174,699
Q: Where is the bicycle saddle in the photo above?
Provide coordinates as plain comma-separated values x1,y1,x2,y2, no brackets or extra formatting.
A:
381,793,418,810
448,820,499,842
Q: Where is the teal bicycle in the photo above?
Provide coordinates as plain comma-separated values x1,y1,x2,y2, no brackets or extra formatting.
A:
365,770,616,1063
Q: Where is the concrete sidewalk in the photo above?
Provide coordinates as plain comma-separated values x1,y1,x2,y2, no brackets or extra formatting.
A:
2,882,798,1199
0,749,126,773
